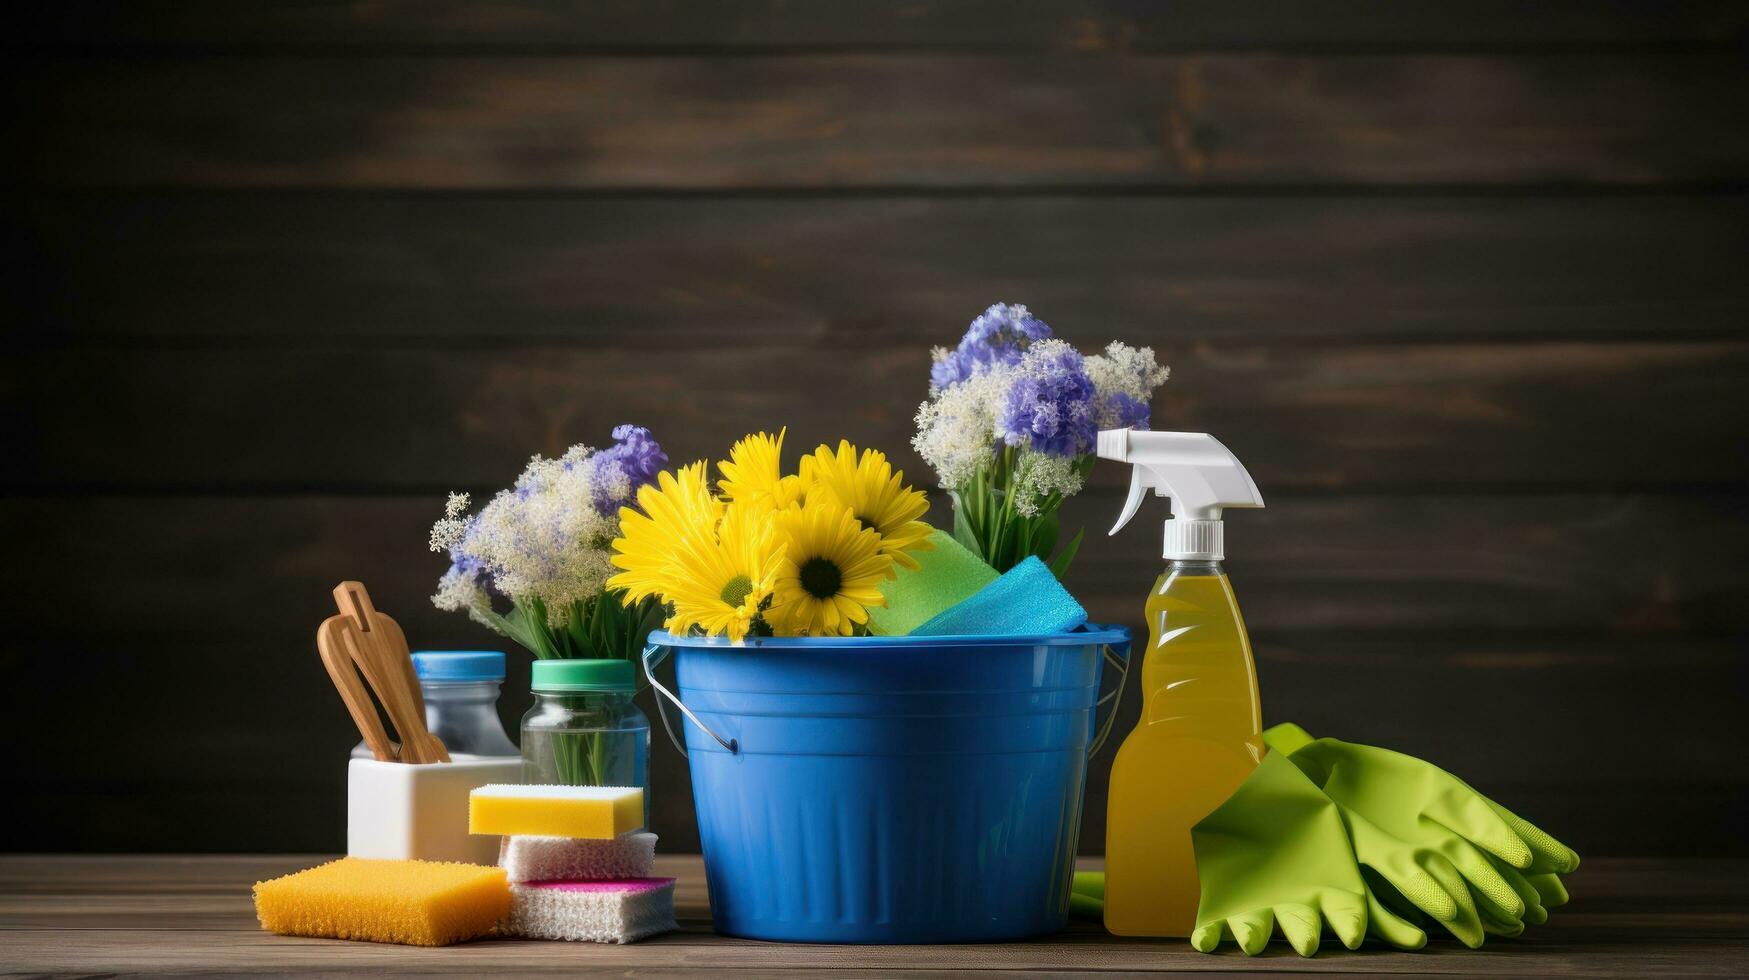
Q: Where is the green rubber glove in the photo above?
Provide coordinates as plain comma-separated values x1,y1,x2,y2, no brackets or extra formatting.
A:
1263,723,1579,948
1265,724,1495,946
1263,721,1318,755
1069,870,1104,921
1368,855,1547,939
1189,752,1427,956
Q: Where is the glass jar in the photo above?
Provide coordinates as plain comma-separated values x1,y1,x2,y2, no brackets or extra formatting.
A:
521,659,650,824
351,650,518,760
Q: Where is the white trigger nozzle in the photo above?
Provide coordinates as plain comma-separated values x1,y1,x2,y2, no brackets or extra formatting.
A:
1110,466,1151,536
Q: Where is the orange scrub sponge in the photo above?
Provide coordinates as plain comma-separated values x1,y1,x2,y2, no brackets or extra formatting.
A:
470,784,645,838
253,857,509,946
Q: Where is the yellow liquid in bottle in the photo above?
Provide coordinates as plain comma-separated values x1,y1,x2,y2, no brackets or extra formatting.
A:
1103,566,1263,937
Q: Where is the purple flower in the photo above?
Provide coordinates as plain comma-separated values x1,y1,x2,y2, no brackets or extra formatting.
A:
1103,391,1151,430
966,303,1053,347
447,517,499,592
593,424,667,513
997,341,1097,457
929,350,978,390
931,303,1053,390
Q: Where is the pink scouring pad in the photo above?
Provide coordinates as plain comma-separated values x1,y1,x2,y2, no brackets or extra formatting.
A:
506,877,677,944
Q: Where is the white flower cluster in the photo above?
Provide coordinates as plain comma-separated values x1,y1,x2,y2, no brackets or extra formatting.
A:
1085,341,1171,429
429,446,628,626
915,341,1169,490
1011,449,1085,517
428,492,471,553
432,562,494,627
912,367,1011,489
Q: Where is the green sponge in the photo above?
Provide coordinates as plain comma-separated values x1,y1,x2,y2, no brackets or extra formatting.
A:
868,530,999,636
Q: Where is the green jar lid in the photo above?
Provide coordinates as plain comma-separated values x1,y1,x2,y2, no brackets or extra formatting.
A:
531,658,635,693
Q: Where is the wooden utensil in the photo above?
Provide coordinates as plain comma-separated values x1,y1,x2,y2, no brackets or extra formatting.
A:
316,616,395,762
373,611,425,719
331,581,451,764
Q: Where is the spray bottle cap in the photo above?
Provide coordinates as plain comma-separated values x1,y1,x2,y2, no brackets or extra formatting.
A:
1096,429,1264,560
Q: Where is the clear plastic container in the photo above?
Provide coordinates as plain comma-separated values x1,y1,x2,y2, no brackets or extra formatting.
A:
351,651,519,760
521,659,650,825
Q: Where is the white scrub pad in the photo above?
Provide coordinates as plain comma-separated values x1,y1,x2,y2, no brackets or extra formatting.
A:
507,878,677,943
498,832,658,883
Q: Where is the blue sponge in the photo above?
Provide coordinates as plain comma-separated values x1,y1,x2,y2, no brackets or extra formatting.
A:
911,556,1087,636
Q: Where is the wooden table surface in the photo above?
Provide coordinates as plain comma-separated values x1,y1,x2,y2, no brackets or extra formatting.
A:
1,855,1743,977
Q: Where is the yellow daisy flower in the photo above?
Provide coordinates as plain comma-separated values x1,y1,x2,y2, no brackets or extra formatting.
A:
770,499,893,636
608,461,723,604
718,429,810,511
805,440,935,572
661,503,786,642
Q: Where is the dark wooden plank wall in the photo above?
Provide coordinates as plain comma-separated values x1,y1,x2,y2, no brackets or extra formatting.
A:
4,3,1746,856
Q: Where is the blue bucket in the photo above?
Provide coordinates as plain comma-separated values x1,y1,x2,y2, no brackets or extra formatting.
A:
643,625,1130,944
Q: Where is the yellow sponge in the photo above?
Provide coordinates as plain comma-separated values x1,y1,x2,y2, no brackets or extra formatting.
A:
469,784,644,838
253,857,508,946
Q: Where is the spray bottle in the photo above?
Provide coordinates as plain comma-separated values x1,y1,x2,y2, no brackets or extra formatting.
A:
1097,429,1267,937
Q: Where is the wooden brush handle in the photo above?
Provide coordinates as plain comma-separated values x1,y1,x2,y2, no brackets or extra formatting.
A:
335,620,433,763
331,581,450,764
374,611,449,763
317,617,394,761
375,612,425,718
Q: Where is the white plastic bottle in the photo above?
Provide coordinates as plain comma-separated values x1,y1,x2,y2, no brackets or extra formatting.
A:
350,650,519,760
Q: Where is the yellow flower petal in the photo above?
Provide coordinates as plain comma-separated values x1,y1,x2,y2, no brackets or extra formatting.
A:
611,470,785,642
806,440,935,574
718,429,809,511
608,461,723,603
768,497,893,636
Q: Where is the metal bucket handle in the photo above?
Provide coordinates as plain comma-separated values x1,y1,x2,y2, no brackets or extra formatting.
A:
1089,634,1132,756
643,641,738,757
643,631,1131,760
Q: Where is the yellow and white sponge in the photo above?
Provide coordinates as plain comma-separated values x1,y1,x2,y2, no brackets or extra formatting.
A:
470,784,644,838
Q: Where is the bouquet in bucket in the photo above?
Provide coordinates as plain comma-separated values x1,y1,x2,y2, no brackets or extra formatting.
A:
913,303,1170,575
429,425,669,783
609,431,936,640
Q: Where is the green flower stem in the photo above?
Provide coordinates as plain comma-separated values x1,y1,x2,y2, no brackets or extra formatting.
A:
466,587,661,785
552,730,610,786
950,454,1089,577
589,731,611,785
552,730,592,785
473,588,664,666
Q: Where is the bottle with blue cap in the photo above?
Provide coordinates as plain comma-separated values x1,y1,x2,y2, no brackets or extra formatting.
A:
349,651,519,760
